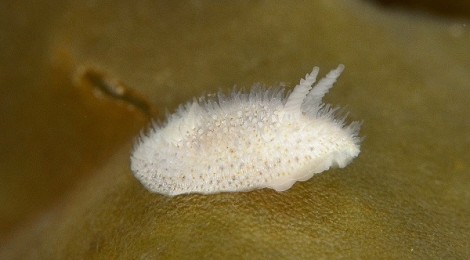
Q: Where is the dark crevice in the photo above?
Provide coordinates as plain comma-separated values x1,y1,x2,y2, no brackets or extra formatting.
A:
79,68,157,118
366,0,470,19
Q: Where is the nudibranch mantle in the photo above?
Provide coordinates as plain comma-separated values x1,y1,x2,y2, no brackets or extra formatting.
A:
131,65,361,196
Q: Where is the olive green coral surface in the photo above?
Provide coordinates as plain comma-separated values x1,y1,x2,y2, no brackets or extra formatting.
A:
1,0,469,258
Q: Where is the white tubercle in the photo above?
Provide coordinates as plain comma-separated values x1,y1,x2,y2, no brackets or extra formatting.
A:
131,65,361,196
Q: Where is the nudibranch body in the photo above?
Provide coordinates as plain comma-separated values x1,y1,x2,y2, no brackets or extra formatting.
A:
131,65,361,196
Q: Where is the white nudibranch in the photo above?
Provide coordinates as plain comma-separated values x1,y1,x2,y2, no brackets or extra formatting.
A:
131,65,361,196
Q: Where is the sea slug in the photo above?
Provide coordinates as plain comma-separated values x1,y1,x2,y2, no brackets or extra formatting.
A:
131,65,361,196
